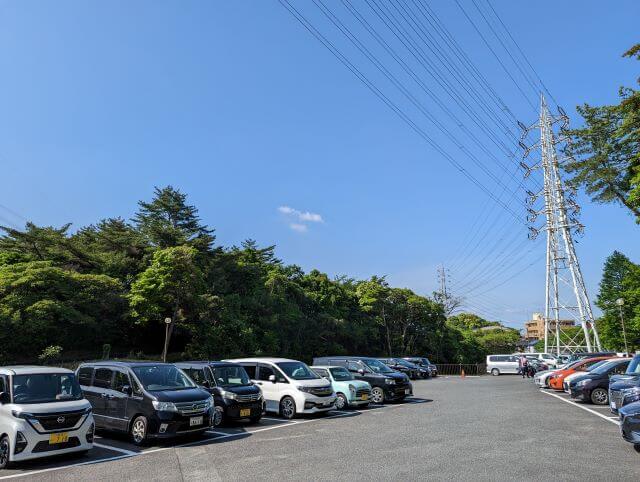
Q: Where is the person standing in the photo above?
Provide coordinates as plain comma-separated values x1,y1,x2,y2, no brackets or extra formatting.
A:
520,355,528,379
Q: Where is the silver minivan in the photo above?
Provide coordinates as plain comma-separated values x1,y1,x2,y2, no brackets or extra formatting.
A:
486,355,520,376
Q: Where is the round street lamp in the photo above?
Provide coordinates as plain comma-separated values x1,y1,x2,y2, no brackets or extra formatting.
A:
162,317,172,362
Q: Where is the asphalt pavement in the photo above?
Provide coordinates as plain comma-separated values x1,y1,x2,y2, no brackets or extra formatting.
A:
2,375,639,481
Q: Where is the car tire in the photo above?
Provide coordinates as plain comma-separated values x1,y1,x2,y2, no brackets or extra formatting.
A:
0,435,10,470
371,387,385,404
249,415,262,424
130,415,148,446
335,393,348,410
590,388,608,405
279,396,296,419
213,406,224,427
491,368,500,376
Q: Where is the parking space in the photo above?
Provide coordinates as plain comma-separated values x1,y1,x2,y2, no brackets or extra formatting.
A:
0,390,432,480
538,387,622,426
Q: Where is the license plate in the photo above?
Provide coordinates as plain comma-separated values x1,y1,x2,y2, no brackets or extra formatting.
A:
190,416,203,427
361,394,368,401
405,389,410,395
240,408,251,417
49,432,69,444
611,402,617,409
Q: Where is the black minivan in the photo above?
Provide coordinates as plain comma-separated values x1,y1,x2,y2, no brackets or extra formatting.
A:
174,361,264,426
312,356,412,404
77,361,213,445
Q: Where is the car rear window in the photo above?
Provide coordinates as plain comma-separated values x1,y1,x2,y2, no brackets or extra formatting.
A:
78,367,93,386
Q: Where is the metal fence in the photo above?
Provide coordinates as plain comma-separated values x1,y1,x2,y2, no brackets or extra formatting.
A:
435,363,487,376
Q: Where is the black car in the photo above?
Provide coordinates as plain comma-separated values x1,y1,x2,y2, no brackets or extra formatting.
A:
403,357,438,377
312,356,412,404
608,354,640,414
568,358,631,405
77,361,213,445
379,358,425,380
175,361,264,426
619,401,640,452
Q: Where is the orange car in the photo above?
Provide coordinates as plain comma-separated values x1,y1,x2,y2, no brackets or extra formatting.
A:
548,356,616,390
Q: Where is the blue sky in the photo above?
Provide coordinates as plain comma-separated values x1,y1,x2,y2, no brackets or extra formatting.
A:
1,1,638,329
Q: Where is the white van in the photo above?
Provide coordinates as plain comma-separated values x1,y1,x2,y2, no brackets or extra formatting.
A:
486,355,520,375
0,366,94,469
225,358,336,419
513,352,559,368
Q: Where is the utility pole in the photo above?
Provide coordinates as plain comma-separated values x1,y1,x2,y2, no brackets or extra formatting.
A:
616,298,629,355
519,95,601,355
437,265,448,300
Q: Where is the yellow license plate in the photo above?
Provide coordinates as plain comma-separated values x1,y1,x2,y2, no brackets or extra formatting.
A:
49,432,69,444
240,408,251,417
361,394,368,401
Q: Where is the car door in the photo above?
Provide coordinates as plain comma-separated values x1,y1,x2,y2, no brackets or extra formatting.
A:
256,363,287,413
106,370,131,432
91,368,113,427
78,366,100,411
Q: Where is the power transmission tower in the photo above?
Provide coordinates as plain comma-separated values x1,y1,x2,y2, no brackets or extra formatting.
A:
436,265,461,316
519,95,601,355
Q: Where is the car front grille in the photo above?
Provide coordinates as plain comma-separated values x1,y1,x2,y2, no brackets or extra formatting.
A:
309,386,333,397
175,400,209,415
33,437,81,453
236,393,261,403
356,388,371,398
30,411,86,432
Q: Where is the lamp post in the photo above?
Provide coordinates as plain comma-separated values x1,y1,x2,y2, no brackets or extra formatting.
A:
162,317,172,362
615,298,629,355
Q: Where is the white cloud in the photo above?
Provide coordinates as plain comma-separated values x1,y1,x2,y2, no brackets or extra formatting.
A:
278,205,324,233
289,223,308,233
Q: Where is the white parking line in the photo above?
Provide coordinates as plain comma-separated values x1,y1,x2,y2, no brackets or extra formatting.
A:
541,390,620,426
0,454,134,480
93,442,139,456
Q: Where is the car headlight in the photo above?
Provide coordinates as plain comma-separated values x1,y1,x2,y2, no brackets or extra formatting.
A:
220,390,238,400
385,378,396,385
204,397,214,409
152,401,178,412
576,379,590,386
297,385,312,393
622,387,640,404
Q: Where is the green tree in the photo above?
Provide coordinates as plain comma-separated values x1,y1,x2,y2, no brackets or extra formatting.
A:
563,44,640,222
128,246,206,359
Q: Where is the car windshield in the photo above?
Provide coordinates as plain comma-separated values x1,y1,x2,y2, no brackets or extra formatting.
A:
12,373,83,404
590,360,621,375
585,360,609,372
329,367,353,381
364,359,394,374
211,365,250,387
626,357,640,375
422,358,432,365
132,365,196,391
276,362,319,380
397,359,415,368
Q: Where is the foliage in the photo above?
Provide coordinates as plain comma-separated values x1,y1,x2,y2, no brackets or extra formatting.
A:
563,44,640,222
0,186,504,364
38,345,63,362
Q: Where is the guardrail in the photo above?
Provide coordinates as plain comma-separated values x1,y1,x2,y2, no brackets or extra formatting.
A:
435,363,487,376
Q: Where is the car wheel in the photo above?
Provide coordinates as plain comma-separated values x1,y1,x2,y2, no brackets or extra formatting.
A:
335,393,348,410
130,416,148,445
491,368,500,376
371,387,385,404
213,407,224,427
590,388,608,405
279,396,296,419
0,436,10,470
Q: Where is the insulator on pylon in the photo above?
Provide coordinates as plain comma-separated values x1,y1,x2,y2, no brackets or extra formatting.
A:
558,106,567,118
518,120,528,133
528,226,539,240
518,141,529,153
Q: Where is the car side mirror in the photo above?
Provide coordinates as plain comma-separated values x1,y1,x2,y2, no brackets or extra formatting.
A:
268,375,276,383
121,385,132,396
357,369,365,375
0,392,9,404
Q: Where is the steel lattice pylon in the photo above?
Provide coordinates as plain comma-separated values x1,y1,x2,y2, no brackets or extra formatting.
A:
519,95,601,355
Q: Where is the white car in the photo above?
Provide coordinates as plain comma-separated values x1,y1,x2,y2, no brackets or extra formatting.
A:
513,353,560,368
0,366,94,469
224,358,336,419
534,369,558,388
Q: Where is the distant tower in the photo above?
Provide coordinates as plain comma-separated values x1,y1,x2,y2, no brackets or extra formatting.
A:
519,95,601,355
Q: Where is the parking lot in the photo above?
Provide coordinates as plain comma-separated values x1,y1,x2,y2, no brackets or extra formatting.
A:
2,376,638,481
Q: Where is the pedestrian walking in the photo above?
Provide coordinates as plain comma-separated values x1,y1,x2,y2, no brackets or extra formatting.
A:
520,355,528,378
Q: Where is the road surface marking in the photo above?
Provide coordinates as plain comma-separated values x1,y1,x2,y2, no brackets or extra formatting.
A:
541,390,620,425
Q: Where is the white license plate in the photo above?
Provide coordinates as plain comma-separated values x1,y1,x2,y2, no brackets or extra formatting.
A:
190,416,203,427
611,402,617,409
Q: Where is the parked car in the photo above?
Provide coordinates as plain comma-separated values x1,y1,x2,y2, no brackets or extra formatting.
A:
486,355,520,376
562,359,612,392
77,361,213,445
0,366,94,469
609,354,640,415
312,356,412,404
403,357,437,377
310,366,371,409
174,361,264,426
619,400,640,453
568,358,631,405
548,356,614,391
534,359,585,388
378,358,423,380
225,358,335,419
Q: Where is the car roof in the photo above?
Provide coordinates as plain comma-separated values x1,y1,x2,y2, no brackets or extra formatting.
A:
224,357,301,364
315,356,377,361
0,366,74,376
175,361,241,368
78,360,174,368
310,365,344,370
